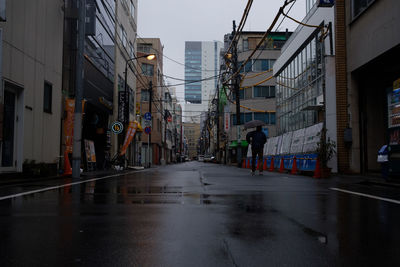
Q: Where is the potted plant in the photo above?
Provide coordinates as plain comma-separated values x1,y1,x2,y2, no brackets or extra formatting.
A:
316,130,336,178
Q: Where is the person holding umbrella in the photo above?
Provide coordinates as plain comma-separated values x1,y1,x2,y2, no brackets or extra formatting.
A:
245,122,267,176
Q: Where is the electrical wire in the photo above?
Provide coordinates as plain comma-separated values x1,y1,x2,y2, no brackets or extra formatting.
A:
136,34,217,72
275,0,296,31
224,0,254,57
223,0,296,86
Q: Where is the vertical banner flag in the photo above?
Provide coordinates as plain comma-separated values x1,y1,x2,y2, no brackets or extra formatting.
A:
224,106,230,132
120,121,141,155
64,98,86,153
64,99,75,153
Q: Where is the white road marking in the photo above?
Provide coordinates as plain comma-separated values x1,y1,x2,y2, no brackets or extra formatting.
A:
330,187,400,205
0,170,149,201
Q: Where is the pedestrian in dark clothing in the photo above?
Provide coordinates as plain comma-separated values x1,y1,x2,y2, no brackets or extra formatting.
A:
246,126,267,175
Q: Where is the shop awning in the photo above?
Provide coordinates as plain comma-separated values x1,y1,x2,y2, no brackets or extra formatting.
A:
229,140,249,148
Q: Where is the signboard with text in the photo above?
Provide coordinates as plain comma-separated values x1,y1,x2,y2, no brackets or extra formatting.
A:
118,91,126,123
318,0,334,7
224,112,230,132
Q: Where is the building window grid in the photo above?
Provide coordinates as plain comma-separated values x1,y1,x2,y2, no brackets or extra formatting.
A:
276,35,324,134
130,0,135,19
352,0,376,19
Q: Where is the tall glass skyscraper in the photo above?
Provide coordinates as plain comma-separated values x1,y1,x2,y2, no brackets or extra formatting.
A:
184,41,223,123
185,42,202,103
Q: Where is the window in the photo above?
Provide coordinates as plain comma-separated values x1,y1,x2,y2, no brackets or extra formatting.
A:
130,0,135,19
233,90,244,100
254,86,268,97
232,113,245,125
264,113,270,124
239,61,252,73
120,24,127,48
141,63,154,76
141,90,150,102
245,88,252,99
245,113,252,123
353,0,375,18
253,86,275,98
253,59,269,72
138,43,152,53
269,86,276,98
270,112,276,125
243,39,249,51
44,82,52,113
129,42,134,58
254,112,265,122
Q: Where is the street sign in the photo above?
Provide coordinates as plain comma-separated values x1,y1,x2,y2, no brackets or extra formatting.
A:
144,120,151,127
111,121,123,134
318,0,334,7
144,112,152,121
144,126,151,135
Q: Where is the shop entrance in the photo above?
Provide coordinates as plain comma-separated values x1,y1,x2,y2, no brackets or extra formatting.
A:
1,82,23,172
82,103,110,170
356,45,400,173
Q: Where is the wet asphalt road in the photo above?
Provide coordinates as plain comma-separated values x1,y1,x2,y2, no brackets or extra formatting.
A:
1,161,400,266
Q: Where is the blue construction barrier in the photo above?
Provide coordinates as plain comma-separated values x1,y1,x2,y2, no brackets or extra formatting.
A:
264,153,318,172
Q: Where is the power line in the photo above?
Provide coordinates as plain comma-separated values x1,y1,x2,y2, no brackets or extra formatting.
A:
223,0,296,86
136,34,217,72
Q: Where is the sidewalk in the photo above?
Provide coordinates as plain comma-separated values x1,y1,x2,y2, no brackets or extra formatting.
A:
335,173,400,188
0,168,143,187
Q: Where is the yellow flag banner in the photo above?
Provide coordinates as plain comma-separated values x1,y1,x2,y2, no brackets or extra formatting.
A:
120,121,140,156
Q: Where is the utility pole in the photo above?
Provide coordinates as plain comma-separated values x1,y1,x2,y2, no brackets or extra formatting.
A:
148,80,152,168
232,20,242,168
216,84,220,162
72,0,86,178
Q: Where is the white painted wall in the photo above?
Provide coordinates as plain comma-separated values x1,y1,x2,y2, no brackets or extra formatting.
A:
1,0,64,172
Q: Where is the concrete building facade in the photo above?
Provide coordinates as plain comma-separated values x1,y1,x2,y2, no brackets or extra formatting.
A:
136,38,165,166
227,32,291,142
183,122,200,159
0,0,64,173
273,3,337,172
61,0,138,171
343,0,400,173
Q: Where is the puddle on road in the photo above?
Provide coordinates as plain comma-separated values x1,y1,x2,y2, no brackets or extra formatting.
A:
99,185,215,205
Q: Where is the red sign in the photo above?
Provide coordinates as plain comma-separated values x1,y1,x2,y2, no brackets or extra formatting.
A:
144,126,151,135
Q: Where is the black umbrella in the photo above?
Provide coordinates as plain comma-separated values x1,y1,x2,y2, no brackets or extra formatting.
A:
244,120,266,130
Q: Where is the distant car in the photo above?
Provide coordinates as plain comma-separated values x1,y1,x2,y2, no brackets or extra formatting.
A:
204,155,213,162
198,155,204,162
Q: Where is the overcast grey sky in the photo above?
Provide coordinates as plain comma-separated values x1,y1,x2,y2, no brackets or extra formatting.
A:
137,0,306,101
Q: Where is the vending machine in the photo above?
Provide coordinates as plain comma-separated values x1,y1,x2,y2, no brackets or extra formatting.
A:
388,78,400,177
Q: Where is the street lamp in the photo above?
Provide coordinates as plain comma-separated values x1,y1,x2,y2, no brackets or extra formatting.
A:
123,53,155,166
123,53,155,125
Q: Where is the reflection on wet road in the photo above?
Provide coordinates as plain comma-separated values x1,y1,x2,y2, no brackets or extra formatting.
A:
0,162,400,266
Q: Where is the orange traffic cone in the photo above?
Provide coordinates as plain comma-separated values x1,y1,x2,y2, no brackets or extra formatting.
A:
246,159,251,169
263,158,267,171
313,157,321,178
63,151,72,176
257,159,260,170
291,156,298,175
242,159,246,168
279,157,285,173
269,157,274,172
